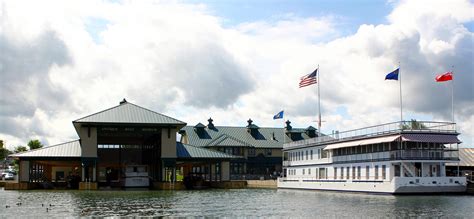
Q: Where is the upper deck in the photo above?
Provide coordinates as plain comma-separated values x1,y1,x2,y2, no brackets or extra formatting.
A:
283,121,457,150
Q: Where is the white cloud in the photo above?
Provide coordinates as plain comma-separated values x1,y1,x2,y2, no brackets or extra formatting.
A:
0,0,473,150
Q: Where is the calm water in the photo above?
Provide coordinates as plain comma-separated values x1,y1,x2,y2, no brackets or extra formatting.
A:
1,188,473,218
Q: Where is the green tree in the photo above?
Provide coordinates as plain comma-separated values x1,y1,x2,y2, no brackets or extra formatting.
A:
27,139,43,150
0,139,4,148
0,145,12,161
14,145,28,153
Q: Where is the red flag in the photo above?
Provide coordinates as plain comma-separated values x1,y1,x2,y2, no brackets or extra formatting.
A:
435,72,453,82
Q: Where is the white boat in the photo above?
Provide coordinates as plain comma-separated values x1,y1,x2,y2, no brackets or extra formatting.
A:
123,165,150,188
278,121,467,194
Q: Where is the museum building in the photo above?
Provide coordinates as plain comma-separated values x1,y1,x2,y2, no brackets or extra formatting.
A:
9,100,240,190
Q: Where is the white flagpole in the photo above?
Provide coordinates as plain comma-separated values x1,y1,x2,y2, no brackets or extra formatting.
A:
317,65,321,137
399,62,403,123
451,66,454,123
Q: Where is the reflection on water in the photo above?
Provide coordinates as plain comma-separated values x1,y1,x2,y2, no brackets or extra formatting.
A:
1,188,473,217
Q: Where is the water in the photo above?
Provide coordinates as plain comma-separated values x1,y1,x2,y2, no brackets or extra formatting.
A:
1,188,473,218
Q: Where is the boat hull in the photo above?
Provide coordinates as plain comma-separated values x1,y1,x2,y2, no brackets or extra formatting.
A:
277,177,467,194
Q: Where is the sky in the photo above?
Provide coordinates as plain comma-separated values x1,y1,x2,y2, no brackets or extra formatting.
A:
0,0,473,150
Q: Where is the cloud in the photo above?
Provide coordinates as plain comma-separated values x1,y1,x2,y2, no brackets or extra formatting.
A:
0,0,473,149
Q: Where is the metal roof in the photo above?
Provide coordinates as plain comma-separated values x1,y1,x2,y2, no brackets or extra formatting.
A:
10,140,82,158
401,134,461,143
176,142,241,159
181,125,314,149
323,135,401,150
73,101,186,126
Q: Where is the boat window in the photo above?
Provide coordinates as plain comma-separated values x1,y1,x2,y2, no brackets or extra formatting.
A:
375,165,379,180
382,165,386,180
394,165,400,177
366,166,370,179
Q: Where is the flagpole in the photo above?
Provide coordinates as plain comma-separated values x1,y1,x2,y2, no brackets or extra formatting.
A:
317,64,321,137
399,62,403,123
451,66,454,123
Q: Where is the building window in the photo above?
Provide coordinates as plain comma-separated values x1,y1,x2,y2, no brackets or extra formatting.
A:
346,167,350,179
302,169,305,175
366,166,370,179
305,150,308,160
352,166,356,179
310,150,313,160
382,165,386,180
340,167,344,179
248,148,256,156
375,165,379,180
334,167,337,179
265,149,272,156
308,168,311,175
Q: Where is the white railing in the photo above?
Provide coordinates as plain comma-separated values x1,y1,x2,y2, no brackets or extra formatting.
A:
284,121,456,149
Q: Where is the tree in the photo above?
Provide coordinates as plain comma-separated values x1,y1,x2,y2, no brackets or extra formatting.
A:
27,139,43,150
0,146,12,161
0,139,4,148
14,145,28,153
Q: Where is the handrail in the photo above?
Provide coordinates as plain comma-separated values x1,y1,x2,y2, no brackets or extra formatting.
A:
284,121,456,149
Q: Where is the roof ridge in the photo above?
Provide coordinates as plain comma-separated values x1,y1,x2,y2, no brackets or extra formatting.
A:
73,103,125,122
206,134,249,147
10,139,80,156
181,143,242,158
126,102,186,124
73,101,186,124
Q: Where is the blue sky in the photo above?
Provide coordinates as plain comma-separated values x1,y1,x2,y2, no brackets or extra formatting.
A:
1,0,473,148
185,0,393,30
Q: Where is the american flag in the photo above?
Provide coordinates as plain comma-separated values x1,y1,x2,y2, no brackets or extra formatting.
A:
299,68,318,88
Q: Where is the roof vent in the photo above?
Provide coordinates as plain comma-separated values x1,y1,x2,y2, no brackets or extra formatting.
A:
208,117,215,129
120,98,127,104
306,126,317,138
285,120,292,131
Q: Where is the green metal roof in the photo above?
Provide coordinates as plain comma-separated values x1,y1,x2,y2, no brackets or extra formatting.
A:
181,125,315,149
73,101,186,126
176,142,241,159
10,140,82,158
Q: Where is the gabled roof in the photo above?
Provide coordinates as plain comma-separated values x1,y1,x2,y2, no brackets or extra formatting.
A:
206,134,250,147
181,125,315,149
73,101,186,126
176,142,241,159
10,140,81,158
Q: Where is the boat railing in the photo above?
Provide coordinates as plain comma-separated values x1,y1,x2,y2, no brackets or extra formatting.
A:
284,121,456,149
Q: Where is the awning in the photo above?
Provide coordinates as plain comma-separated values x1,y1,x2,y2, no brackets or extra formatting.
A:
401,134,461,144
323,135,400,150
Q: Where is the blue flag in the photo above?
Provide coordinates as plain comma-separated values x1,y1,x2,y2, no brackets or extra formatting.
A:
273,110,284,120
385,68,399,80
